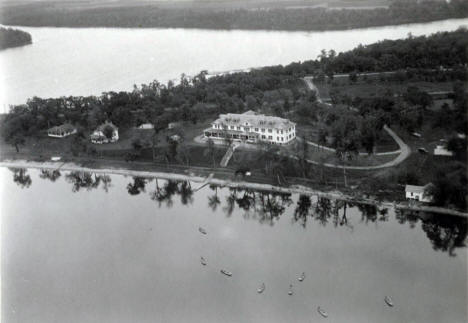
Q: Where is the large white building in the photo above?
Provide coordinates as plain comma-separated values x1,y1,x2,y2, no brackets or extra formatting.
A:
203,111,296,145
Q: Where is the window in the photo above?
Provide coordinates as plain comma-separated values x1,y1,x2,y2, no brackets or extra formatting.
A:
245,127,249,132
255,128,259,132
268,129,272,133
237,126,241,130
230,126,234,130
277,137,279,141
276,130,279,134
268,136,272,140
262,135,266,139
261,128,265,133
280,130,283,134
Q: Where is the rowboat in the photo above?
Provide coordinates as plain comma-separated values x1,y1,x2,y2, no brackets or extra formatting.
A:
220,269,232,276
200,257,207,266
288,284,293,295
317,306,328,318
384,296,394,307
257,283,265,293
298,272,305,282
198,227,207,235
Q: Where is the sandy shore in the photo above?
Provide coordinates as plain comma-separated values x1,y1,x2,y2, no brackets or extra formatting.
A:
1,159,467,218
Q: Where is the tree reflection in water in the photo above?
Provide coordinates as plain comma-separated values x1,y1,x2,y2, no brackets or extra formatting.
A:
39,169,61,182
127,177,149,195
398,210,467,257
208,185,221,212
8,171,465,256
219,188,292,226
9,168,32,188
65,171,112,193
149,179,193,207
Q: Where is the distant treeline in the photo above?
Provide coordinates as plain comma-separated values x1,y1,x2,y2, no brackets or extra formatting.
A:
0,27,32,50
0,0,467,30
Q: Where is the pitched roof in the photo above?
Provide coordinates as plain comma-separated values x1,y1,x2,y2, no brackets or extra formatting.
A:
213,111,295,130
48,123,75,132
405,183,433,193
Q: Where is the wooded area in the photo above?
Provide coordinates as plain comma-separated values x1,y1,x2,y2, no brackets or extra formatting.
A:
0,27,32,50
0,0,466,31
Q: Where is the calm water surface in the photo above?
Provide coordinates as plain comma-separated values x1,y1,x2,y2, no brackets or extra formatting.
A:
1,18,468,112
1,168,466,323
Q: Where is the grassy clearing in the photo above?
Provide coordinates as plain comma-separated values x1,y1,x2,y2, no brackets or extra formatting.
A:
315,79,454,101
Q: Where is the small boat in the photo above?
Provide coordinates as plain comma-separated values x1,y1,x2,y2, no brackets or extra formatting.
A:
288,284,293,295
198,227,207,235
220,269,232,277
384,296,394,307
257,283,265,294
298,272,305,282
200,257,207,266
317,306,328,318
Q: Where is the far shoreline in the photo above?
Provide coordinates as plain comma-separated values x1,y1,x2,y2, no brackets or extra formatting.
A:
4,17,468,34
2,159,467,219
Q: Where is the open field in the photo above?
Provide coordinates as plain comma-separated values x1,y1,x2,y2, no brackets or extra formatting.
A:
315,79,456,102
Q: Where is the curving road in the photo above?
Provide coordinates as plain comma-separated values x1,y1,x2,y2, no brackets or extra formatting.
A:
304,125,411,170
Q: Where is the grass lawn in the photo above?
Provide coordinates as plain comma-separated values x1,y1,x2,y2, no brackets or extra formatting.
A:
315,80,455,101
296,122,399,153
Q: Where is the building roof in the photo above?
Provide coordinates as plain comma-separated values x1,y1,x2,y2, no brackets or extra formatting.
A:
48,123,75,133
405,183,433,193
213,111,295,130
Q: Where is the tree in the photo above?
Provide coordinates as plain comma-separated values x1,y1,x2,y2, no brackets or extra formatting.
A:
204,138,216,167
103,125,114,140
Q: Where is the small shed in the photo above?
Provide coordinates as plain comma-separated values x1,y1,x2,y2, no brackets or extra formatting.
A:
138,123,154,130
434,145,453,156
405,184,434,203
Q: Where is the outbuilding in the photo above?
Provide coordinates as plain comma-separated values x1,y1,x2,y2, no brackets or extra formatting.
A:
137,123,154,130
47,124,77,138
405,184,434,203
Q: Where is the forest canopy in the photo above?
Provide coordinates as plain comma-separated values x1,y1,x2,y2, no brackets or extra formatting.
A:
0,27,32,50
0,0,467,31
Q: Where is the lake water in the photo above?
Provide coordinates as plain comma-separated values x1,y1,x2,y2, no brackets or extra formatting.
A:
1,18,468,112
1,168,466,323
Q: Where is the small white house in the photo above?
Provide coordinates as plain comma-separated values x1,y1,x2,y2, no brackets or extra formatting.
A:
47,124,76,138
138,123,154,130
90,122,119,144
434,145,453,156
405,184,434,203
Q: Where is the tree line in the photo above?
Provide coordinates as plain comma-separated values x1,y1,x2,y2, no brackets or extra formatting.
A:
0,27,32,50
1,0,467,31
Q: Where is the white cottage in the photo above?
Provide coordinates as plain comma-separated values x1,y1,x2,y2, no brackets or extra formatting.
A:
47,124,76,138
90,122,119,144
203,110,296,145
405,184,434,203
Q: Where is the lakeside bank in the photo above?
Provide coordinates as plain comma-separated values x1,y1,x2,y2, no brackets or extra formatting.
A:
2,159,466,218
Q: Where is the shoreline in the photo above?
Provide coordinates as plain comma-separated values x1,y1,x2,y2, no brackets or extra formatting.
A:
1,159,467,219
3,17,468,33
